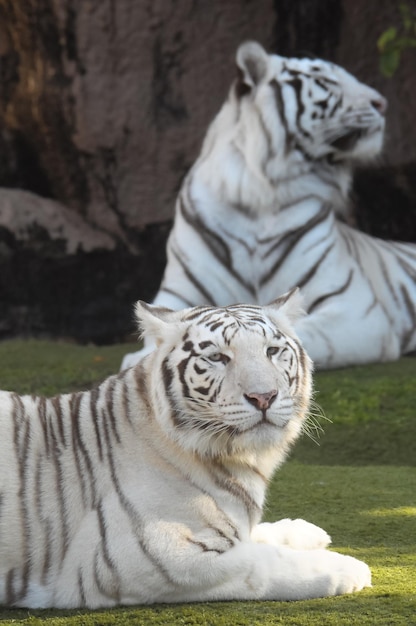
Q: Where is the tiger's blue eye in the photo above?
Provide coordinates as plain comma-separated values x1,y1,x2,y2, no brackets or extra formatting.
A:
208,353,230,364
267,346,280,358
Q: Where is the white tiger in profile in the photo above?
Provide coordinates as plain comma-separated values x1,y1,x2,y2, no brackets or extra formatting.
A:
0,291,371,608
122,41,416,371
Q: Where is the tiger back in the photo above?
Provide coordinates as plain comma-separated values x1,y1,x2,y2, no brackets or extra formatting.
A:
0,291,371,608
121,41,416,370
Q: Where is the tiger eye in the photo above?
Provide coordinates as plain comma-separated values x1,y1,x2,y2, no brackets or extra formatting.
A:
208,353,230,364
266,346,280,358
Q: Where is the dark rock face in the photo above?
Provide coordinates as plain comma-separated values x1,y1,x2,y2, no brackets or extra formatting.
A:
353,162,416,243
0,240,168,344
0,189,171,343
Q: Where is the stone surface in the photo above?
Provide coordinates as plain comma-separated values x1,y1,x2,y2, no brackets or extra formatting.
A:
0,188,115,253
0,188,171,342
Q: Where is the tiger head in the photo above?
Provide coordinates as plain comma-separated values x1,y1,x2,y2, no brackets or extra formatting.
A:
136,289,313,463
233,41,386,167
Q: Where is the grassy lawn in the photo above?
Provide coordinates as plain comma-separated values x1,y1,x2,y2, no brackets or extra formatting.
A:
0,340,414,625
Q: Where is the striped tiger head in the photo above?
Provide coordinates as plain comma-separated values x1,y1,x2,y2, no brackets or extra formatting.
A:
234,41,386,166
136,289,312,459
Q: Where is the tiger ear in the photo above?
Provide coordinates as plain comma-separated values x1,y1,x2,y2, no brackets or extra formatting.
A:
266,288,306,324
135,301,183,345
236,41,269,88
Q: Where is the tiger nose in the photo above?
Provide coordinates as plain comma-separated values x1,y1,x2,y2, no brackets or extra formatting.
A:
371,95,388,116
244,390,277,410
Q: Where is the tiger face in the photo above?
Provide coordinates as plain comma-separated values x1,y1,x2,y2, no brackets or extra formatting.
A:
235,41,386,164
137,289,312,458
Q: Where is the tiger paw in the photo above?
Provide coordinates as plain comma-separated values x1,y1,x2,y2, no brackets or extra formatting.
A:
316,550,372,596
252,519,331,550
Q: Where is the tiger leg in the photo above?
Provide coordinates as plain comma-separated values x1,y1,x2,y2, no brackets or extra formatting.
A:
159,541,371,603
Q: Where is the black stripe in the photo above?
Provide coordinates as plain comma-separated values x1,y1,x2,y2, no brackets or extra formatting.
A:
134,363,152,419
10,394,31,603
161,357,182,428
187,537,226,554
194,382,214,396
37,397,50,457
77,568,86,606
179,194,256,297
365,237,401,304
41,519,53,585
287,76,308,137
120,377,134,427
105,377,121,445
70,394,87,493
90,387,104,462
296,242,335,289
171,246,217,305
51,395,66,447
54,426,71,558
184,306,214,322
209,462,261,526
179,195,233,267
70,393,97,508
260,204,332,285
177,354,193,400
270,79,291,153
198,340,214,349
307,269,354,314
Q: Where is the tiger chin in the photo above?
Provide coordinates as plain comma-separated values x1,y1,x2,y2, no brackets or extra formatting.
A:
122,40,416,372
0,290,371,608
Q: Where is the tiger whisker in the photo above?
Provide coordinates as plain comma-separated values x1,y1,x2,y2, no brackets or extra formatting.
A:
301,401,331,446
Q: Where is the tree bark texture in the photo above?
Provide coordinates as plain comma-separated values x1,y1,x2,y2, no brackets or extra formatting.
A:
0,0,277,237
0,0,415,341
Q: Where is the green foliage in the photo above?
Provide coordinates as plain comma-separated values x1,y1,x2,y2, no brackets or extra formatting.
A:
377,3,416,76
0,341,414,625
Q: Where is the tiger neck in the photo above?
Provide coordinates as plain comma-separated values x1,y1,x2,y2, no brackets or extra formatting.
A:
194,103,353,218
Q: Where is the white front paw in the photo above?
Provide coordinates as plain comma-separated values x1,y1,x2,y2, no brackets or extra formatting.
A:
253,519,331,550
326,552,372,596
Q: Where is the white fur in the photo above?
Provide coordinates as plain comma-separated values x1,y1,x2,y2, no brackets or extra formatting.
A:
0,296,371,608
252,519,331,550
122,41,415,371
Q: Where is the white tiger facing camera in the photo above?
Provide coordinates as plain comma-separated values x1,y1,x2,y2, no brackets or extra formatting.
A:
122,41,416,371
0,290,371,608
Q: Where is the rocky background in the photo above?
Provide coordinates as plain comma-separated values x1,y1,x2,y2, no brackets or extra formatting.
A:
0,0,415,343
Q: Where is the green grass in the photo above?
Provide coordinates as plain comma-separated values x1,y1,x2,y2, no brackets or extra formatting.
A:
0,340,414,625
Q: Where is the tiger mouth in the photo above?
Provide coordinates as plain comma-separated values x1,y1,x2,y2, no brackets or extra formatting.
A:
239,414,289,434
330,126,382,152
330,129,364,151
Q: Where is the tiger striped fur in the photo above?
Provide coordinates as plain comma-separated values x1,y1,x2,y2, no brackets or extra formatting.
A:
0,291,371,608
122,41,416,371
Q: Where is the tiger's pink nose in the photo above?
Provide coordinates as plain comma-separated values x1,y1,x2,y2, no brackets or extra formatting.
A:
244,390,277,411
371,96,388,116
